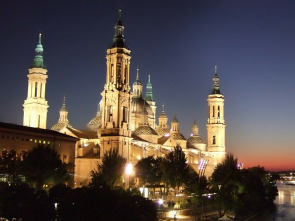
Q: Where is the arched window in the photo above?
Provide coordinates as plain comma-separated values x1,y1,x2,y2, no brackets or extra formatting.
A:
123,107,128,123
213,135,216,145
35,82,38,97
212,106,215,118
218,106,220,118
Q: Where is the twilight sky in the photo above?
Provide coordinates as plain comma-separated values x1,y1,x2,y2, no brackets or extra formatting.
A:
1,0,295,171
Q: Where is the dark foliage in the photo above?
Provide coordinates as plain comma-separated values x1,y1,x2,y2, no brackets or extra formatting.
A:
135,155,162,186
0,182,55,221
210,154,278,217
90,148,126,189
162,145,190,193
0,149,22,182
21,145,68,189
55,186,157,221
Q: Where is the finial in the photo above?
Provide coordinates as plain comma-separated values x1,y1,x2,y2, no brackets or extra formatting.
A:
39,33,42,44
60,96,67,111
118,9,122,19
148,74,151,83
161,104,165,114
215,65,217,74
136,66,139,80
63,96,66,105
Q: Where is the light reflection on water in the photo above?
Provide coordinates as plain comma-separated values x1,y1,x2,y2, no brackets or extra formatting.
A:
251,183,295,221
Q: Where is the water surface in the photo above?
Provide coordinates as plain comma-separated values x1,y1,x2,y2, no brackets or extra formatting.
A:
251,183,295,221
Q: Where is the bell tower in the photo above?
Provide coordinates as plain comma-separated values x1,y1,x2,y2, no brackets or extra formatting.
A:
207,66,225,152
23,34,49,129
98,10,132,159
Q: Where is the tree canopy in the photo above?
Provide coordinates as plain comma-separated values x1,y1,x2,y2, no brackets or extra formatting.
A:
210,154,278,216
21,145,68,189
90,148,127,189
135,155,162,187
162,145,190,193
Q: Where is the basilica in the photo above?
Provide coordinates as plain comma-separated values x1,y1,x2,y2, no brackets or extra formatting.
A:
22,13,226,186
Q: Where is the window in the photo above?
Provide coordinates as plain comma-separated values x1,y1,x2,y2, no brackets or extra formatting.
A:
123,107,128,123
212,106,215,117
213,136,216,145
35,82,38,97
218,106,220,118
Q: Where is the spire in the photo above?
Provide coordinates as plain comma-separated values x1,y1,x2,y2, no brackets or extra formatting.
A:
60,96,67,112
145,75,153,101
32,33,45,68
192,120,199,136
136,67,139,81
112,9,125,48
161,104,165,114
133,67,142,86
211,65,221,94
159,104,167,118
172,115,178,123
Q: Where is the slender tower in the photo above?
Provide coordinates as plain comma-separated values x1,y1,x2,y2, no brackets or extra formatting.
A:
98,10,132,159
23,34,49,129
207,66,225,152
145,75,156,129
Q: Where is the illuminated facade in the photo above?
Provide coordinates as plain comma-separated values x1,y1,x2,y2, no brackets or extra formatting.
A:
23,34,49,129
48,13,226,185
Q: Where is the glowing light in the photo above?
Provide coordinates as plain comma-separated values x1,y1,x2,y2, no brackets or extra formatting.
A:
158,199,163,205
137,156,141,160
125,163,133,175
164,133,170,137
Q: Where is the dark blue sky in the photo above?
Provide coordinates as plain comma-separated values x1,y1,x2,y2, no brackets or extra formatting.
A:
1,0,295,170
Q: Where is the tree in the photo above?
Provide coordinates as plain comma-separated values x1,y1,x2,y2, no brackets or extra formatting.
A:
0,149,21,183
21,145,68,189
210,154,278,217
0,182,55,221
90,148,126,189
210,154,241,215
238,166,278,214
162,145,190,195
135,156,162,187
52,186,157,221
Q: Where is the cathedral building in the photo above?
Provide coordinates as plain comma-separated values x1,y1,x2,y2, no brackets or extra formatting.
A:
24,12,226,186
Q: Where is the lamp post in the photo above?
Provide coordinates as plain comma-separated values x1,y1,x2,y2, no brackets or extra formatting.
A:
125,163,133,189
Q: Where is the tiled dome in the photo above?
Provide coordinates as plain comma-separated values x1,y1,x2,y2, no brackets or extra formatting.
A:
134,125,158,135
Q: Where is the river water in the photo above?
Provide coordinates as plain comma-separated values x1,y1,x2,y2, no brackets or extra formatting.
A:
251,183,295,221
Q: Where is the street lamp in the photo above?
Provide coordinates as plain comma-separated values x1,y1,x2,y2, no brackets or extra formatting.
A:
125,163,133,189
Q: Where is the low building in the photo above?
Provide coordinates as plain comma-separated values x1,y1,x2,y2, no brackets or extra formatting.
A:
0,122,78,186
